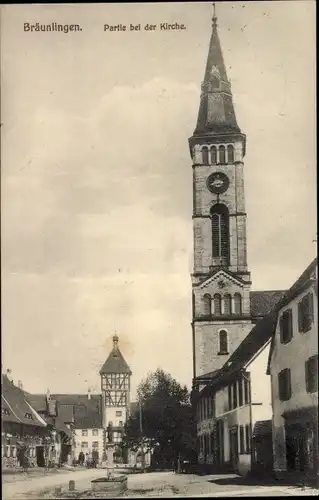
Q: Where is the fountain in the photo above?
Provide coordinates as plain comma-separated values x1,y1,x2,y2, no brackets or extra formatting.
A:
91,422,128,495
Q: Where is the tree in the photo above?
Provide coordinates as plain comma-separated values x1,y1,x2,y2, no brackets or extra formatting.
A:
121,368,197,469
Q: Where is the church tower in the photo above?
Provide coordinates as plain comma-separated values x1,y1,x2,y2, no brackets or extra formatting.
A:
189,9,253,380
100,335,132,453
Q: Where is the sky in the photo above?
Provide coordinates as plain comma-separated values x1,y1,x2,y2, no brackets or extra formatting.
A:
1,1,316,400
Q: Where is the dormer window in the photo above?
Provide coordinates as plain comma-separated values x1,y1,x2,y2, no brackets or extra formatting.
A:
2,408,10,416
25,413,32,419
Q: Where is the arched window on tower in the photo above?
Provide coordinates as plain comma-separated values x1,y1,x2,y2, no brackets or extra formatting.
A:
211,204,230,266
210,146,217,165
203,294,212,316
219,330,228,355
227,145,234,164
202,146,209,165
224,294,232,315
219,145,226,164
234,293,242,315
213,294,222,316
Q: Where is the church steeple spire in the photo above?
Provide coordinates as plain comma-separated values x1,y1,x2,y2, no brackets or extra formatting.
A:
193,5,241,137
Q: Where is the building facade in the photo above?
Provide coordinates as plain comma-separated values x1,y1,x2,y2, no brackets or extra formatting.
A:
267,258,318,481
196,310,278,475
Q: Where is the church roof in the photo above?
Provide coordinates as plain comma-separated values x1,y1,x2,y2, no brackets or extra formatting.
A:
192,15,241,137
250,290,287,319
99,336,132,375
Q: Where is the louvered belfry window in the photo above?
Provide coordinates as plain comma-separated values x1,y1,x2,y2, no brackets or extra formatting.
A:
211,204,230,264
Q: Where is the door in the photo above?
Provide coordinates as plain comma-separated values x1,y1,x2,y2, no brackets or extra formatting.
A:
36,446,45,467
229,426,239,469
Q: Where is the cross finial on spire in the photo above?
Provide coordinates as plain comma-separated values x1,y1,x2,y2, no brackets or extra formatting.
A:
113,333,119,348
212,2,217,28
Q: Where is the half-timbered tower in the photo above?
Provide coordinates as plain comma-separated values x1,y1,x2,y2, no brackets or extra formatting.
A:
99,335,132,445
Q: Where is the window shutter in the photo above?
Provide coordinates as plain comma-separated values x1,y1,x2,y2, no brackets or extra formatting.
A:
287,309,293,342
298,301,303,332
305,359,310,393
286,369,292,399
279,315,284,343
308,293,314,324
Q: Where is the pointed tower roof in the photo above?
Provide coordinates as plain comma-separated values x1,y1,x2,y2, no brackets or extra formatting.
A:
99,335,132,375
193,7,241,137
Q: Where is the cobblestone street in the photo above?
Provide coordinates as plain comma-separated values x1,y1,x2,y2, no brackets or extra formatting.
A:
3,469,319,499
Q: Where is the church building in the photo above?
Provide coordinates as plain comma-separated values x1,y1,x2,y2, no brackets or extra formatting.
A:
189,8,286,473
189,10,285,387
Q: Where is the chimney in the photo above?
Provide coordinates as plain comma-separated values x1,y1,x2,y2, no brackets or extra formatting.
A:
18,380,23,390
88,388,91,400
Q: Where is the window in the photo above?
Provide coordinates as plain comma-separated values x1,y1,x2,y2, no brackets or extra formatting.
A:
82,430,88,437
278,368,292,401
213,294,222,315
239,426,245,453
202,146,209,165
219,145,226,164
232,381,238,409
280,309,293,344
238,379,243,407
210,146,217,165
244,376,250,404
234,293,242,315
305,355,318,393
203,294,212,316
224,294,232,315
298,293,314,333
81,442,88,448
115,411,122,417
228,385,232,411
245,424,251,453
211,204,229,264
227,145,234,164
219,330,228,355
92,429,99,436
92,441,99,448
119,421,123,427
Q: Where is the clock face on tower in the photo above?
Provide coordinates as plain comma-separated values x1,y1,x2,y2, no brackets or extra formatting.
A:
207,172,230,194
